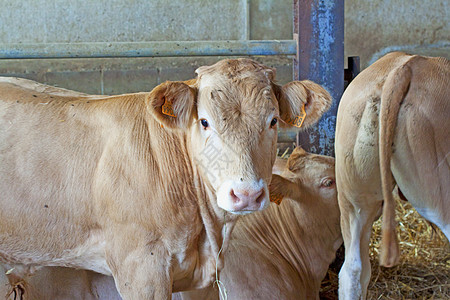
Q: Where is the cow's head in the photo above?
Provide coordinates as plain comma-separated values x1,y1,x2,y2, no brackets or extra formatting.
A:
270,147,337,206
270,147,341,248
147,59,331,215
269,147,342,280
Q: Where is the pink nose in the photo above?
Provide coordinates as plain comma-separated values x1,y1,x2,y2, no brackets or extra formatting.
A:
230,187,265,211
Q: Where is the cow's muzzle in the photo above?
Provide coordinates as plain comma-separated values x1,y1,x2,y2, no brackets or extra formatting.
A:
217,179,269,214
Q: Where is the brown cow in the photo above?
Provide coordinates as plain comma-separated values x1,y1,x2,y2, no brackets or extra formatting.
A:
0,59,332,299
175,147,342,300
335,52,450,299
1,147,341,300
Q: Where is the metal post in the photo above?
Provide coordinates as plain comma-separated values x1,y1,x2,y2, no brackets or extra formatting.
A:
293,0,344,156
344,56,360,85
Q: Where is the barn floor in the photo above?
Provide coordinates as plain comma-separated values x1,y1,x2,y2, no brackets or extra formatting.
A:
320,197,450,299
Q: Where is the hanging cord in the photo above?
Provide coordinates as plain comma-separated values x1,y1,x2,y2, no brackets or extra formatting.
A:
214,212,228,300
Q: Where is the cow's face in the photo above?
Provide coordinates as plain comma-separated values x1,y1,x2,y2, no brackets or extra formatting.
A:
147,59,331,215
273,147,337,204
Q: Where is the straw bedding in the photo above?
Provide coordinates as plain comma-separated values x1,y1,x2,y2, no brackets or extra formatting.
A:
320,197,450,299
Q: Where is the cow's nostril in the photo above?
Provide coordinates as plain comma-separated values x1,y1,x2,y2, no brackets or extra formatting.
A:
230,189,239,203
255,189,265,204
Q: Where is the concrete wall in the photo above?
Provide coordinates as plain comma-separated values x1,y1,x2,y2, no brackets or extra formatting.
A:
1,0,247,42
345,0,449,68
0,0,293,43
0,0,448,93
0,0,293,94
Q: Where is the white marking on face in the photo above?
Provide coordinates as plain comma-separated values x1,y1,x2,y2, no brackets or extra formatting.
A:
193,77,276,214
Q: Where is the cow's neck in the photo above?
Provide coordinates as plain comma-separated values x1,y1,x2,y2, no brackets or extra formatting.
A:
136,116,237,288
193,179,235,269
140,112,235,287
182,130,237,281
235,200,325,291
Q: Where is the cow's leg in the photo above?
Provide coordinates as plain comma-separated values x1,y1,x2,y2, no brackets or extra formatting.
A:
108,247,172,300
106,231,172,300
338,192,382,300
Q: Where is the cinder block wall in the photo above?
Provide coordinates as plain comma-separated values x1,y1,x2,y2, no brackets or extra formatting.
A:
0,0,448,94
0,56,292,95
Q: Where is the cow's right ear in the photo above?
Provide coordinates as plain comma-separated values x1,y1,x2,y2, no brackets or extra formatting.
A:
146,81,197,130
269,174,300,205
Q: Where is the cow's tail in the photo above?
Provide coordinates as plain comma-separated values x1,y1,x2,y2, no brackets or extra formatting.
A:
379,63,412,267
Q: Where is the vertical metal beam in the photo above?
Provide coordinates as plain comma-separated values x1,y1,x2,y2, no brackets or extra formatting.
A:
293,0,344,156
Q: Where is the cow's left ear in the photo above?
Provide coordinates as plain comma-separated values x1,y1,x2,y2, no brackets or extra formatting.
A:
274,80,332,129
269,174,300,205
287,147,308,173
146,80,197,130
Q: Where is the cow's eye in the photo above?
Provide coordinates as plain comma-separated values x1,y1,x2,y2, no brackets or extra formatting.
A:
321,178,335,188
270,118,278,128
200,119,209,129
